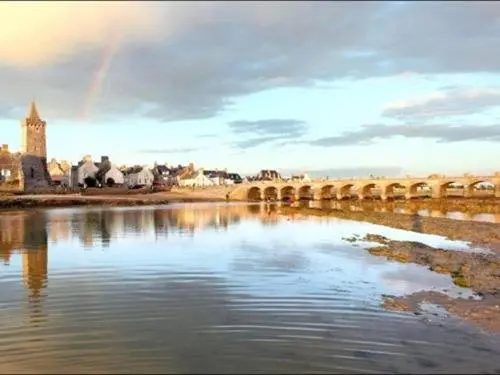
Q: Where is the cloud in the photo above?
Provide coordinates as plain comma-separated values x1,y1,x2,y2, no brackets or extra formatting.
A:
383,86,500,121
138,147,197,154
228,119,308,149
308,123,500,147
0,1,165,66
1,2,500,122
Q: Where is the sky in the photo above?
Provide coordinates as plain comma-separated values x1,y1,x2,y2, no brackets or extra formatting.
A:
1,1,500,177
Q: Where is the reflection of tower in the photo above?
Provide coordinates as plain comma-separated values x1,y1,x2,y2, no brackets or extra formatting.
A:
21,212,49,298
20,212,49,326
22,245,48,298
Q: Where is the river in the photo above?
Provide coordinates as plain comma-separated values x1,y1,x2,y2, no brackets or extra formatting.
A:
1,203,499,374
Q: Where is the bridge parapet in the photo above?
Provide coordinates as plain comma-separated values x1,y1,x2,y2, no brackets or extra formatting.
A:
233,173,500,201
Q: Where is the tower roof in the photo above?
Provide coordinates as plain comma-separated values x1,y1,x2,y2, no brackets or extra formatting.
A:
27,100,41,120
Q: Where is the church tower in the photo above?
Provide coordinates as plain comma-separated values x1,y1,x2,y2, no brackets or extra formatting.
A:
20,101,47,158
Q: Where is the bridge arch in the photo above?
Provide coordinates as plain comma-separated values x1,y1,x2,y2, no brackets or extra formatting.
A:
298,185,314,200
408,182,431,199
320,185,335,200
280,186,296,201
263,186,278,201
339,184,356,200
385,183,407,199
466,180,495,197
360,183,383,200
247,186,262,201
439,181,465,197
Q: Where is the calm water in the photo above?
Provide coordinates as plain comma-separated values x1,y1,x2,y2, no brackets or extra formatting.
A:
1,203,500,374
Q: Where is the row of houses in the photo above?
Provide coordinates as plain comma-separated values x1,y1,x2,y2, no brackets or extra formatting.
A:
164,164,244,187
47,155,312,189
47,156,247,189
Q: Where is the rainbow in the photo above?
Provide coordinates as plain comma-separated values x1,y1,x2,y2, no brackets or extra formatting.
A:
80,31,122,122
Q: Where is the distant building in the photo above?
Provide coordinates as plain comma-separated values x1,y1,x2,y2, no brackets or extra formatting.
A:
253,169,281,181
124,166,154,188
0,101,52,190
104,164,125,186
179,168,214,187
47,158,70,186
69,155,125,188
291,173,312,183
202,169,243,185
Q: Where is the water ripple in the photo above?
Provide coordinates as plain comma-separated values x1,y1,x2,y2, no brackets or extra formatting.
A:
1,204,500,374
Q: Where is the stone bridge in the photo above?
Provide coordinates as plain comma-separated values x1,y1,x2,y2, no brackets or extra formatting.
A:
230,173,500,201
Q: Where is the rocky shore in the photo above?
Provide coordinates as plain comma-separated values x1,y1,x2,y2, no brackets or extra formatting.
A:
357,234,500,333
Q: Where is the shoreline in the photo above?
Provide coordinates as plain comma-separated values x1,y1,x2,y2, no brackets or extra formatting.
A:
0,192,226,209
348,234,500,333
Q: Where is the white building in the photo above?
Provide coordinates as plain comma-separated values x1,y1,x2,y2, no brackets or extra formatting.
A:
104,164,125,186
74,159,98,187
126,166,154,188
179,169,215,187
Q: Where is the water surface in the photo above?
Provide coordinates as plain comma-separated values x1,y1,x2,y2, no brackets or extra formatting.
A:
1,203,499,374
306,200,500,223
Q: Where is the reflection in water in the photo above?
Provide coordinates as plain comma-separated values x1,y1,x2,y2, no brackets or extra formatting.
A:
0,211,48,326
1,203,500,374
306,200,500,223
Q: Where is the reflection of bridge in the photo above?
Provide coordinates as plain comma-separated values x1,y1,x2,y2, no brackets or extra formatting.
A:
230,174,500,201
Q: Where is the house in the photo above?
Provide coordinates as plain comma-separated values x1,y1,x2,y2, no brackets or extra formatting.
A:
124,166,154,188
203,170,228,185
179,168,214,187
0,144,21,186
47,158,70,186
227,173,243,184
69,155,124,188
291,173,312,183
255,169,281,181
153,164,185,186
202,169,244,185
98,160,125,187
93,156,124,187
69,155,99,188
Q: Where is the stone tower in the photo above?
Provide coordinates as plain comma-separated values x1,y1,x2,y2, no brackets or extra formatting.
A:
20,100,47,158
19,100,51,190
